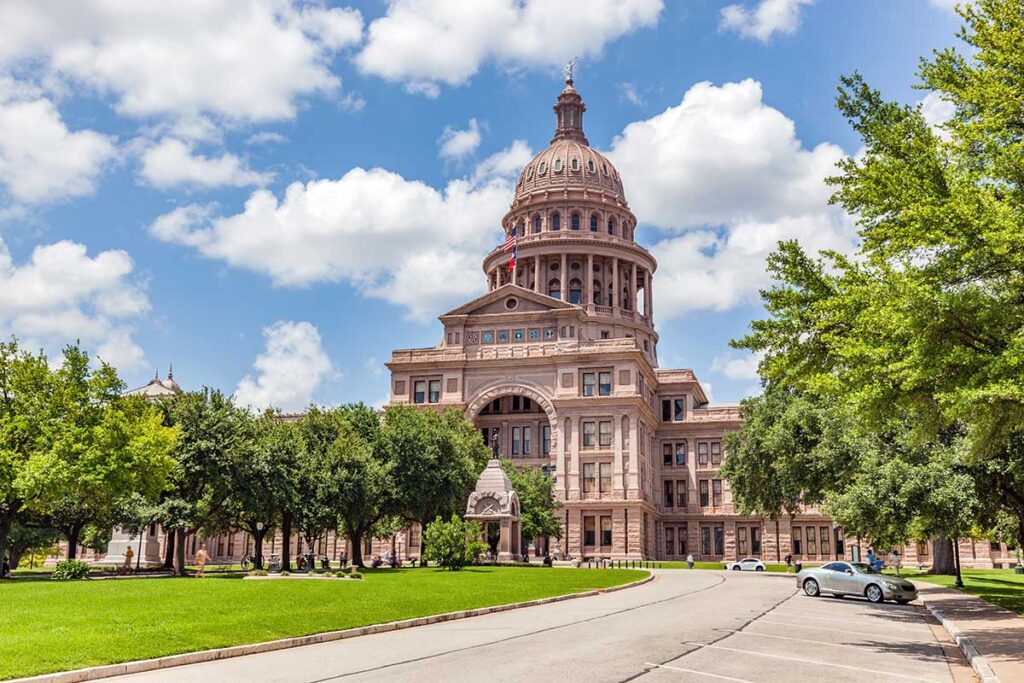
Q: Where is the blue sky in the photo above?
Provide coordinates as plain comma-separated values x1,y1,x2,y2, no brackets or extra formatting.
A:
0,0,961,409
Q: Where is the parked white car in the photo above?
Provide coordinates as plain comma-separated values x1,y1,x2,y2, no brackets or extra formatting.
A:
724,557,766,572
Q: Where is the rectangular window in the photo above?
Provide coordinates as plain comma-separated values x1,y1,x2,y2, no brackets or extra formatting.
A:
917,541,929,557
701,526,712,556
663,443,673,467
820,526,830,558
677,479,687,508
227,533,235,556
522,426,531,455
599,462,612,493
666,527,675,556
678,525,687,556
712,479,723,507
661,399,671,422
699,480,709,507
793,527,803,556
738,527,747,556
413,380,426,404
542,426,551,455
598,421,612,447
664,480,674,507
512,426,521,455
600,516,612,547
217,535,225,555
408,526,421,548
714,525,725,556
582,421,596,448
428,379,441,403
584,516,596,546
512,395,521,411
598,371,612,396
990,541,1001,552
582,372,596,397
583,462,596,494
806,526,817,556
698,442,709,466
675,442,687,466
751,527,762,555
674,398,685,421
711,441,722,466
835,530,845,557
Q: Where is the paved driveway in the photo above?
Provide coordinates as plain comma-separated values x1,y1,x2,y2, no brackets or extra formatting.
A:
108,570,969,683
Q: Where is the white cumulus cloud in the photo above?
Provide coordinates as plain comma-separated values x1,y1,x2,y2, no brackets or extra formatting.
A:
439,118,483,160
355,0,663,96
234,320,337,413
150,141,532,321
0,235,149,370
711,351,764,381
0,95,116,204
720,0,815,43
139,138,272,190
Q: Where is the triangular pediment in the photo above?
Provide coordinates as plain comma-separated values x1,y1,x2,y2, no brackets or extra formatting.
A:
440,284,580,320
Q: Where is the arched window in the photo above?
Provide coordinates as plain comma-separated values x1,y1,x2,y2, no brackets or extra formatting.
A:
551,212,561,231
533,215,542,233
539,162,547,175
588,159,595,173
624,224,632,241
592,280,602,304
590,214,598,232
554,158,562,173
548,278,561,299
607,218,615,235
569,278,583,304
571,213,580,230
516,220,524,236
571,158,579,171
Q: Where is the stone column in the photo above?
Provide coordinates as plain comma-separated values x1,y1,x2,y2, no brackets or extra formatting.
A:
644,269,651,320
568,417,580,500
560,253,568,301
534,255,541,293
612,258,619,311
627,417,640,496
586,253,594,307
630,262,637,314
613,416,625,495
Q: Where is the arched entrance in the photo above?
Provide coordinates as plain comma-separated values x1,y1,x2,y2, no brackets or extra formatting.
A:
465,383,557,557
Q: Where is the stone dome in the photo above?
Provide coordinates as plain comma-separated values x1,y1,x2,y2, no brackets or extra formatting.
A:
514,139,626,204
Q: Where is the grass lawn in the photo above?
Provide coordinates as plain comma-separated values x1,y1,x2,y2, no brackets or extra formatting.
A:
903,568,1024,616
0,566,644,680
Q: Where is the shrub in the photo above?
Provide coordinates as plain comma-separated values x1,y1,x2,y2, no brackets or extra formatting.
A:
51,560,91,580
334,570,347,578
348,571,362,580
280,571,290,576
422,514,486,571
248,569,268,577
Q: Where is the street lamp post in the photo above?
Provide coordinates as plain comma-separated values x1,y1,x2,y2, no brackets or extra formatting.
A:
256,521,265,570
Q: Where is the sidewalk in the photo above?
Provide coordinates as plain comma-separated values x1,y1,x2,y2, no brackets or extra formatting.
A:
918,583,1024,682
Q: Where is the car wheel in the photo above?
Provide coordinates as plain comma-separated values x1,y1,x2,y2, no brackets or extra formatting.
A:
755,566,764,572
732,565,741,571
865,584,885,604
896,599,911,605
803,578,820,597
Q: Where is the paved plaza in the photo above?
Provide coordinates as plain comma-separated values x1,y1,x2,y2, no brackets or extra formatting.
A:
105,570,971,683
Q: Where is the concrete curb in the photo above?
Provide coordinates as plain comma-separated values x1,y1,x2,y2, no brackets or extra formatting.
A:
923,600,1000,683
9,571,655,683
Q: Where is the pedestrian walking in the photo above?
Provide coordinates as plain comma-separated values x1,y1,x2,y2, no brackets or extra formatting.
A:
686,553,694,569
194,546,208,578
123,546,134,573
784,553,793,573
867,547,875,567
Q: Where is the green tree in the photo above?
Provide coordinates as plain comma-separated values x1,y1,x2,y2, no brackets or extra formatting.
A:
422,514,486,570
501,460,562,546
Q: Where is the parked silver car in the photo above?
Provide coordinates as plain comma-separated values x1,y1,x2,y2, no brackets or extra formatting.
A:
797,561,918,604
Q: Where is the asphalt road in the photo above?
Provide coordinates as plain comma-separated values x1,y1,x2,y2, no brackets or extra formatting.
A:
108,569,970,683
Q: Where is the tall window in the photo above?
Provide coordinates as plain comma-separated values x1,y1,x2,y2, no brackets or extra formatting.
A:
712,479,723,507
806,526,817,556
599,462,612,493
711,441,722,466
751,527,762,554
582,421,596,448
662,444,673,467
598,371,612,396
533,215,542,233
699,480,709,507
698,442,709,466
607,217,615,235
592,280,602,304
522,427,531,456
664,480,674,507
548,279,561,299
661,398,685,422
428,379,441,403
675,441,687,466
584,516,596,546
598,421,612,448
738,527,747,555
714,525,724,555
583,372,596,396
666,527,675,556
582,463,596,493
413,380,426,404
569,278,583,304
571,213,580,230
793,527,803,555
676,479,687,508
600,516,612,546
542,425,551,455
551,213,561,231
820,526,830,558
701,526,712,556
512,427,521,455
590,214,598,231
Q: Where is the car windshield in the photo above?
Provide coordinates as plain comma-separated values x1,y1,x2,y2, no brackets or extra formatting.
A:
851,562,879,574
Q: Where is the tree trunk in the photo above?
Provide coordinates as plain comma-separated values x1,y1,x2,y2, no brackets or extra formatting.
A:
163,528,176,569
254,529,265,570
0,510,14,570
774,520,781,563
931,535,956,575
175,529,187,576
350,530,364,568
8,546,23,571
65,522,84,560
281,510,292,571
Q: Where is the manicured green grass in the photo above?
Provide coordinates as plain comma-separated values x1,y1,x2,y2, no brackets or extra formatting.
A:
0,566,644,680
658,561,792,572
907,568,1024,616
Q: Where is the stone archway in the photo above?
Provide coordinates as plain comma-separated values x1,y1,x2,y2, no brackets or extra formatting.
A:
464,381,559,454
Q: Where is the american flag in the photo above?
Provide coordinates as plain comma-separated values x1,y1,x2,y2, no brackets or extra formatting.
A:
502,226,517,252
